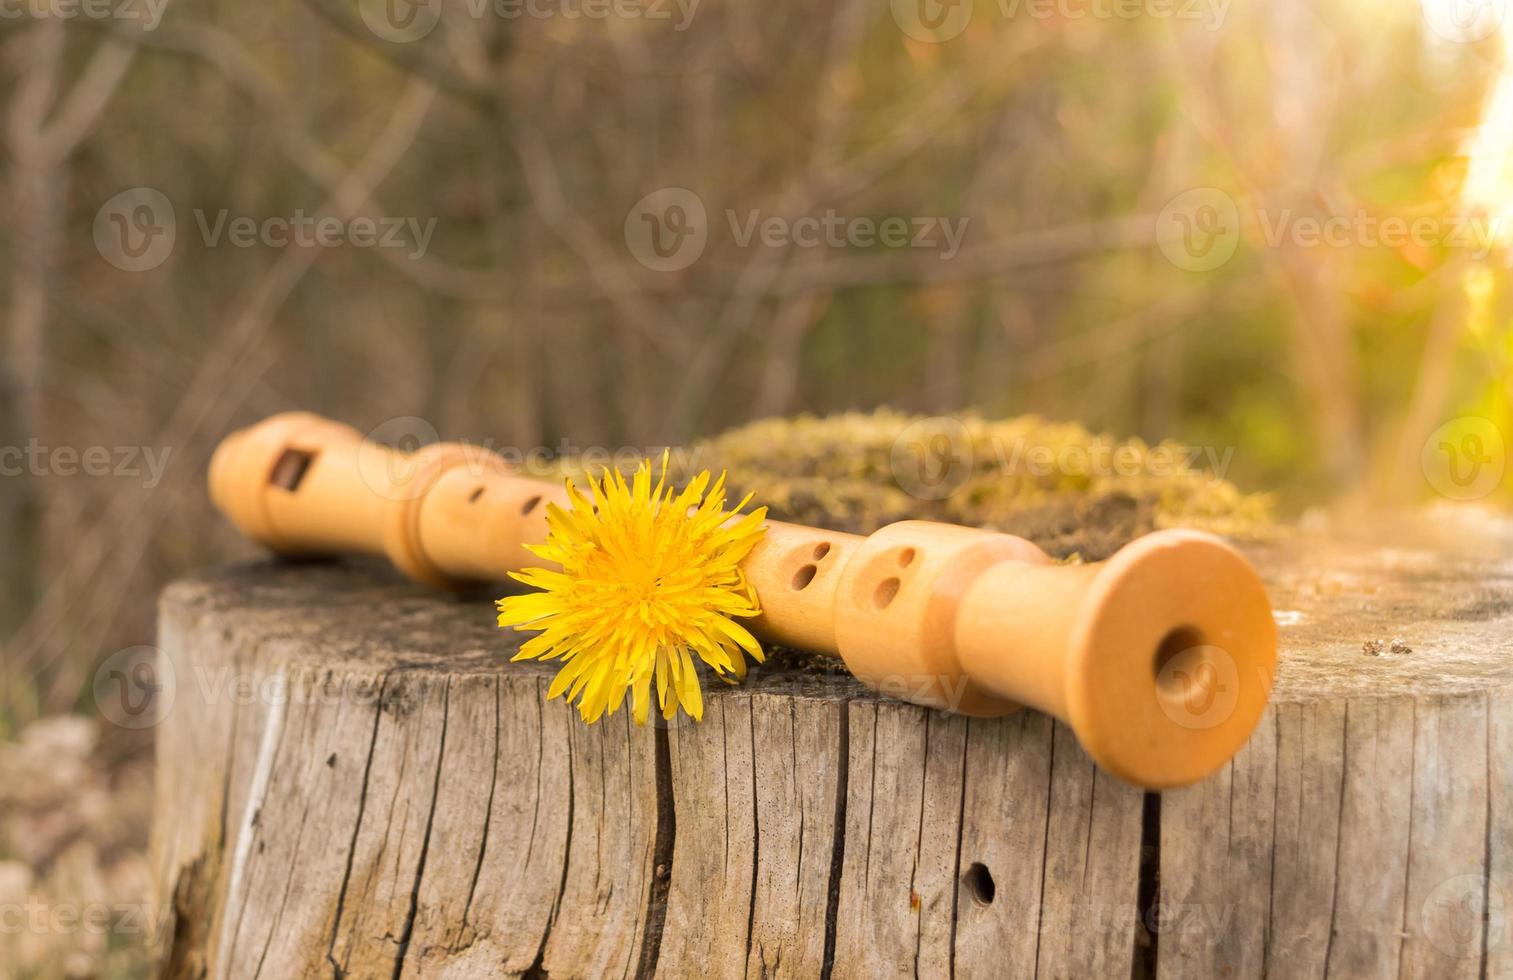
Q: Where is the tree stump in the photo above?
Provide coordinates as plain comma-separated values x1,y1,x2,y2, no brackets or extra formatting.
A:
149,515,1513,979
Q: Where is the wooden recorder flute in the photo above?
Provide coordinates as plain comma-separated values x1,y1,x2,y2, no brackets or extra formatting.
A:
209,411,1277,789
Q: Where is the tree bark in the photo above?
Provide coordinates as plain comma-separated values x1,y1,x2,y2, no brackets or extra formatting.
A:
150,518,1513,978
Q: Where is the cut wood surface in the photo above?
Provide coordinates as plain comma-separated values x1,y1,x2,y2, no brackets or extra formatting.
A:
150,512,1513,978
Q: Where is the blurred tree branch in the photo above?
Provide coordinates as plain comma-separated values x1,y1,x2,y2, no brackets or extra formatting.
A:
12,73,440,712
2,22,138,670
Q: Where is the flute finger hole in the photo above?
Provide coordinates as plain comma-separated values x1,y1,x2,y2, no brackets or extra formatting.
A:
898,547,916,567
468,486,485,503
813,542,831,561
270,448,316,492
521,495,543,515
873,577,900,609
791,564,818,591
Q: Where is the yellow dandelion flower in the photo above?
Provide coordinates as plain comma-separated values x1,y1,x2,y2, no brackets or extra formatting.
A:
496,454,768,724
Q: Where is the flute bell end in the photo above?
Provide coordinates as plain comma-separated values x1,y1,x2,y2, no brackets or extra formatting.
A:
1065,529,1277,790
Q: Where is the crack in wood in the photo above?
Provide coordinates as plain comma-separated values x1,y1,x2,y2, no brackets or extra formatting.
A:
819,700,849,980
389,678,450,979
1481,690,1494,979
1321,702,1350,976
1132,792,1160,980
326,672,388,978
632,721,676,980
459,675,502,939
743,701,760,979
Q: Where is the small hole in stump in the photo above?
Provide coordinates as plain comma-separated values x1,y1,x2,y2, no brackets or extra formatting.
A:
873,576,901,609
521,495,542,515
792,564,818,590
468,486,485,503
813,542,831,561
964,862,995,905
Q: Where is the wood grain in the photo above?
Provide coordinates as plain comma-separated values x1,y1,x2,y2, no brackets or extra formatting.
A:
150,521,1513,978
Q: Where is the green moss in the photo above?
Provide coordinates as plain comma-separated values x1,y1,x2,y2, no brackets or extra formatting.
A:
550,410,1272,560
